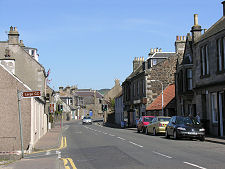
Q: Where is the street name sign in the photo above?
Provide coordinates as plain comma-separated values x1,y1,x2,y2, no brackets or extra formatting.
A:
22,91,41,98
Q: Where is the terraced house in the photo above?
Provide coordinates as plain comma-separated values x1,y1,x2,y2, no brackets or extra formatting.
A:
122,39,185,127
176,2,225,137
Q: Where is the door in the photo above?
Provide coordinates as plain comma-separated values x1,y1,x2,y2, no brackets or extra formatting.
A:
219,92,225,136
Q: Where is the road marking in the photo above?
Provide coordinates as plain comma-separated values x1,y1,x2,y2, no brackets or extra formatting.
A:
68,158,77,169
117,137,126,141
152,151,172,159
183,162,207,169
45,151,50,155
103,132,108,134
129,141,143,148
64,137,67,148
109,134,115,136
62,158,77,169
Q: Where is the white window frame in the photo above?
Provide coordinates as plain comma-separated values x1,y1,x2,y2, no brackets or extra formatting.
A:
218,39,222,71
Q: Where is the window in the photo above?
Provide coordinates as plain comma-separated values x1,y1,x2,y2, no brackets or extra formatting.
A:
152,59,157,66
211,92,218,123
217,38,225,72
142,79,145,95
147,59,151,69
200,45,209,76
186,69,192,90
137,81,140,96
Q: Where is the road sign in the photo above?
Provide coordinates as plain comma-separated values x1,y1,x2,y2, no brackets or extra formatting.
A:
22,91,41,98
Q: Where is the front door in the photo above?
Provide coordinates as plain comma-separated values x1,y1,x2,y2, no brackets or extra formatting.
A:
219,92,225,137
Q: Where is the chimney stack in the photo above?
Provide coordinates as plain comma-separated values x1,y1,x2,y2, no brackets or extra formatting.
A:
222,1,225,16
175,35,186,54
59,87,63,93
191,14,202,43
8,26,20,45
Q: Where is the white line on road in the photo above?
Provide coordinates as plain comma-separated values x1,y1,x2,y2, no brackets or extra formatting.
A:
109,134,115,136
117,137,126,141
129,141,143,148
103,132,108,134
152,151,172,159
183,162,207,169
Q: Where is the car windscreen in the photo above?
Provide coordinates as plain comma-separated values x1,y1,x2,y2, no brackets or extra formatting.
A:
143,117,153,122
158,118,170,122
176,117,199,125
83,117,91,119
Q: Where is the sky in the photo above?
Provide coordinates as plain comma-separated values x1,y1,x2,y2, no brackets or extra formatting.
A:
0,0,222,90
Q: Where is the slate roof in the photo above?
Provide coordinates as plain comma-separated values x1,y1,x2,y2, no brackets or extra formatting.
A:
196,16,225,43
146,84,175,111
75,91,103,99
148,52,176,59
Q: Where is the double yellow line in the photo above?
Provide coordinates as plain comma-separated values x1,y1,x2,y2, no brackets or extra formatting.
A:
59,136,67,149
28,136,67,154
62,158,77,169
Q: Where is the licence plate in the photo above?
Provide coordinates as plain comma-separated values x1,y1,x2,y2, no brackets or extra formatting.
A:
187,132,197,135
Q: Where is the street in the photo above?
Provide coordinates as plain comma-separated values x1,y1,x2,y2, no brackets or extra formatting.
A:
59,120,225,169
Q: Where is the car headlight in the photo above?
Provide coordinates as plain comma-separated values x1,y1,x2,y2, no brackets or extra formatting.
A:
199,128,205,132
177,127,186,131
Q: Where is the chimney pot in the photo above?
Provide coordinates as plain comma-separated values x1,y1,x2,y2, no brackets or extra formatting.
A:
150,48,153,53
159,48,162,52
183,36,186,41
154,48,156,52
194,14,198,26
176,36,179,41
180,36,182,41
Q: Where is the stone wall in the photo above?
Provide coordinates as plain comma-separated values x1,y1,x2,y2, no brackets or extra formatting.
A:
146,54,180,106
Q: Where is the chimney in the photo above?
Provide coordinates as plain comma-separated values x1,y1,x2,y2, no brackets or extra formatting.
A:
191,14,202,43
115,79,120,86
59,87,63,93
156,48,159,52
133,57,144,72
8,26,20,45
222,1,225,16
19,40,25,47
175,35,186,54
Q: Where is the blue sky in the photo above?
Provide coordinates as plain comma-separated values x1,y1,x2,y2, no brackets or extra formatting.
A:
0,0,222,90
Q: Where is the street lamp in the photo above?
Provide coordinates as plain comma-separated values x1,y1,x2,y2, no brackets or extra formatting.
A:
150,80,163,116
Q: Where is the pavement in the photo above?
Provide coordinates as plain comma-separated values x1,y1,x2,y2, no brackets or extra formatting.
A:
0,121,65,169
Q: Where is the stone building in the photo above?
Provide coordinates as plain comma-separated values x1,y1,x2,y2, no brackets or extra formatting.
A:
176,1,225,137
104,79,122,103
75,89,104,119
122,43,184,126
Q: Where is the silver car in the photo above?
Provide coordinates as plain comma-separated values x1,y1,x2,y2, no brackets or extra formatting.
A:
82,116,92,125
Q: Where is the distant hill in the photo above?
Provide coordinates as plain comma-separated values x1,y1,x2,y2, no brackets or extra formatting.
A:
98,89,110,95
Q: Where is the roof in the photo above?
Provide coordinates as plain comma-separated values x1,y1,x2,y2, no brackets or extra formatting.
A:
147,52,176,60
146,84,175,111
75,91,103,98
196,16,225,43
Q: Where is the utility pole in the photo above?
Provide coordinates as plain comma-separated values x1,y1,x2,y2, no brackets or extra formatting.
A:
17,90,24,158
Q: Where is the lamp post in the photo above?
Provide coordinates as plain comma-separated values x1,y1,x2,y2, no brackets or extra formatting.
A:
150,80,163,116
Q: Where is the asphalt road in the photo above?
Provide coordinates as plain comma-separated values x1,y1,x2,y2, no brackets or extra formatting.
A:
60,120,225,169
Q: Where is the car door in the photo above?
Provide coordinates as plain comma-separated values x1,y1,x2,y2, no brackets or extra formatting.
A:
167,117,174,135
149,118,156,133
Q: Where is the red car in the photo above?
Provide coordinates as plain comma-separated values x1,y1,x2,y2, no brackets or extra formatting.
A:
137,116,155,133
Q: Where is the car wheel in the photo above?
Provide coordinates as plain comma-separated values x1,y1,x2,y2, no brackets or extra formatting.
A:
153,128,157,136
199,136,205,142
145,128,149,135
165,129,170,138
137,128,140,133
173,130,178,140
142,127,145,133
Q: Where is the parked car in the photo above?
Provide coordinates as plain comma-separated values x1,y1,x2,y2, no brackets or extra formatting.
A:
82,116,92,125
137,116,155,133
145,116,171,135
165,116,205,141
